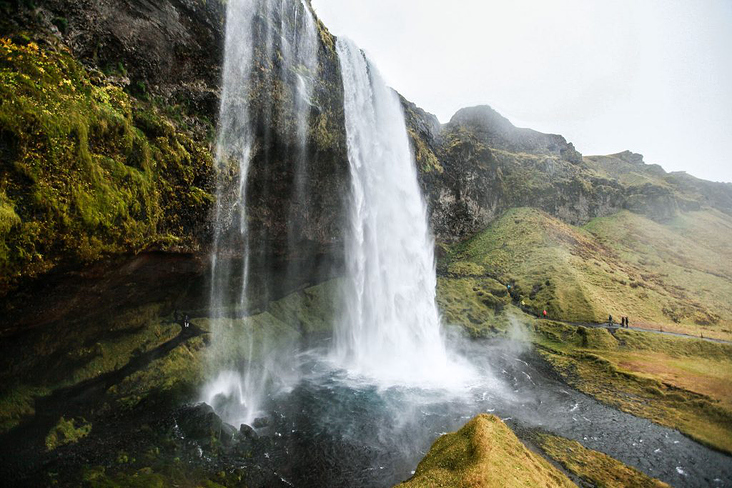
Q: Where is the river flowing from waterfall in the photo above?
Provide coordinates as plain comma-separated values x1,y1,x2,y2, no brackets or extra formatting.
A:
228,336,732,488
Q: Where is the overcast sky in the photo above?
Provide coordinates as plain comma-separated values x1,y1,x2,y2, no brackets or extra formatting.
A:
311,0,732,183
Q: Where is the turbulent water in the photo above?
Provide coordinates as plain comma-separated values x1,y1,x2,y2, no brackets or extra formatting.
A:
241,336,732,488
205,0,319,426
334,38,473,388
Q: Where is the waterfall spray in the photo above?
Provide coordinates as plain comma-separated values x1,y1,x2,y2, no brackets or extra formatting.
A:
333,38,474,388
204,0,318,426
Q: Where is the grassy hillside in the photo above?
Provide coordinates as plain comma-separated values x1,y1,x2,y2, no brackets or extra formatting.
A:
440,207,732,340
535,322,732,453
535,433,668,488
436,206,732,454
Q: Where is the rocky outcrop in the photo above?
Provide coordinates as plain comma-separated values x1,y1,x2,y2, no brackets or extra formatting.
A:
3,0,226,120
413,108,732,241
418,105,626,241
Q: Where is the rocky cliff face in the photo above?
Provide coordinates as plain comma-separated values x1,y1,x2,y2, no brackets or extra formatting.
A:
2,0,226,120
0,0,350,292
410,106,732,241
414,105,625,241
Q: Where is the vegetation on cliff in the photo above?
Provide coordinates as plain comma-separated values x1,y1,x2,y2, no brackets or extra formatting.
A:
0,36,214,292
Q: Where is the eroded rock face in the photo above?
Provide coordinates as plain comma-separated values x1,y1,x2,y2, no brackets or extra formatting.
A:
411,106,732,241
415,105,627,241
6,0,226,119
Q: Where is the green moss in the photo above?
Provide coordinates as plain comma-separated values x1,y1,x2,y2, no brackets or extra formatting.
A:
109,335,206,410
407,128,442,173
436,276,511,336
397,414,574,488
0,37,213,291
536,433,668,488
266,279,340,335
0,383,48,432
0,306,179,434
45,416,92,451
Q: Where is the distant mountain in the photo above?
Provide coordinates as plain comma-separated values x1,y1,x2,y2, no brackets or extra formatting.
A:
405,104,732,241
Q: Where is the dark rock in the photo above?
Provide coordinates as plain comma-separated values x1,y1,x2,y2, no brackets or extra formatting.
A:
239,423,258,440
252,417,270,429
176,403,237,447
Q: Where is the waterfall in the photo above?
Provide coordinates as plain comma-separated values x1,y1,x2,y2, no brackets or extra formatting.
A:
204,0,318,426
333,38,473,388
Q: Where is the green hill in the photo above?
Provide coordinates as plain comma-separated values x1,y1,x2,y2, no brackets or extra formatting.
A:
440,207,732,340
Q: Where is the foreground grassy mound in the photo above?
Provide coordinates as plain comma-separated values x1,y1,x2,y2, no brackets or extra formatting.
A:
396,414,574,488
0,36,214,292
440,207,732,340
536,433,668,488
535,322,732,454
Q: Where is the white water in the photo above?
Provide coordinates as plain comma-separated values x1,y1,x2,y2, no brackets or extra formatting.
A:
205,0,318,426
333,38,475,389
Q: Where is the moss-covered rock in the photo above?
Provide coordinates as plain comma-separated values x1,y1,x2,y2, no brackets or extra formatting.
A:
536,433,669,488
45,416,92,451
396,414,574,488
0,37,214,292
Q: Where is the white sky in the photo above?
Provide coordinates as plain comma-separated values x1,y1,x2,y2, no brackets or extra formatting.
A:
311,0,732,183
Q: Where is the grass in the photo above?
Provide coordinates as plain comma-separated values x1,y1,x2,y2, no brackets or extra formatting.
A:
396,414,574,488
436,275,512,337
440,207,732,340
584,210,732,337
534,321,732,454
536,433,668,487
435,206,732,454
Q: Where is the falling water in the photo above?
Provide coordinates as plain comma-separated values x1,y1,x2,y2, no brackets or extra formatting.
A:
204,0,319,426
333,38,474,388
